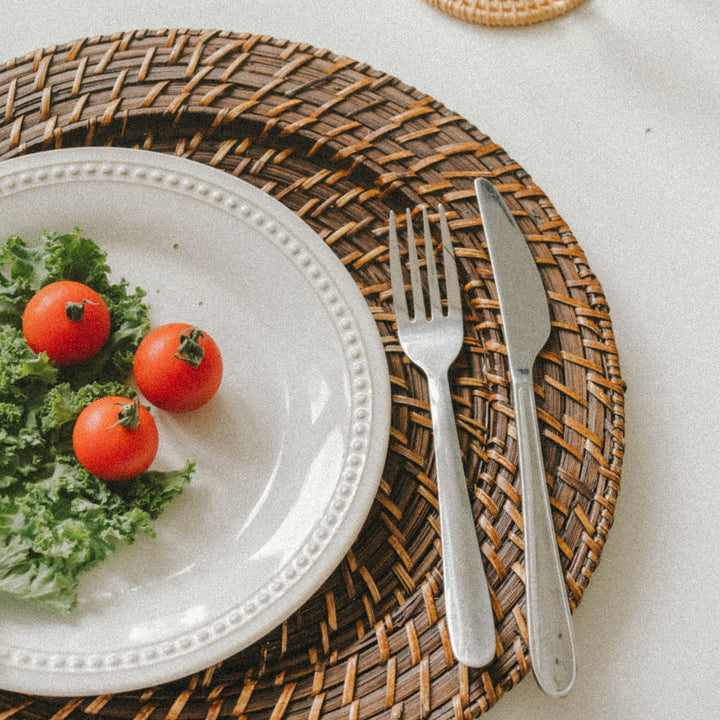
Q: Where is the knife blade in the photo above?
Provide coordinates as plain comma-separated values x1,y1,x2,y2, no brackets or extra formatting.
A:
475,178,576,698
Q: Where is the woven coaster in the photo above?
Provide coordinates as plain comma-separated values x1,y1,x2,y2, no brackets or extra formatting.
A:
426,0,586,25
0,29,624,719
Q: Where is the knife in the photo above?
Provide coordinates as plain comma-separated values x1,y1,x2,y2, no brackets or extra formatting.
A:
475,178,576,698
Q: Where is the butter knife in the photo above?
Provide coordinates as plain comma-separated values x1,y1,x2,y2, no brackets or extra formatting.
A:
475,178,576,697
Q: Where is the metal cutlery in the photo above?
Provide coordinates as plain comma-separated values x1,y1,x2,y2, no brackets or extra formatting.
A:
475,178,576,697
388,206,496,668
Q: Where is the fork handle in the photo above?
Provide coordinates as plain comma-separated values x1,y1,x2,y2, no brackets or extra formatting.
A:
513,370,576,697
427,372,496,668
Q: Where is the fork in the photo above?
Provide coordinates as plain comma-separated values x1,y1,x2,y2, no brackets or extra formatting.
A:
388,206,496,667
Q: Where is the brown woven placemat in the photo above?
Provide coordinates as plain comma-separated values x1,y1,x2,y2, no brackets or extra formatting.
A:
425,0,586,25
0,29,624,719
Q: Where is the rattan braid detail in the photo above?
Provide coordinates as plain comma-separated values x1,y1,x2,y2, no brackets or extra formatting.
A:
0,29,625,719
424,0,587,26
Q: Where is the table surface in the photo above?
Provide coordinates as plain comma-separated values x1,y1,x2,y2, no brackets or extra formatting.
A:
1,1,718,718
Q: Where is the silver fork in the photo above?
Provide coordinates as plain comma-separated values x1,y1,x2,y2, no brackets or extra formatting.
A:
389,206,496,667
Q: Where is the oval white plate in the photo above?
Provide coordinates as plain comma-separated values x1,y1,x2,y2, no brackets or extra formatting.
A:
0,148,390,696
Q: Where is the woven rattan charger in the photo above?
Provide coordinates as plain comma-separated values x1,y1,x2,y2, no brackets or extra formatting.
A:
0,29,625,719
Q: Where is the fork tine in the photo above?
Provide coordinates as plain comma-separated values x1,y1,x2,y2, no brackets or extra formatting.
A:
388,211,409,324
439,204,462,313
405,209,425,321
423,206,443,318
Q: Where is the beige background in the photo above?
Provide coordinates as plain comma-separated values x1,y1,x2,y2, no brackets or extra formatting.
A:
1,1,718,717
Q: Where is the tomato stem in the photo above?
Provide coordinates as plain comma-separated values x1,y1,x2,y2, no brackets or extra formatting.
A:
107,399,142,431
65,298,98,322
174,327,206,368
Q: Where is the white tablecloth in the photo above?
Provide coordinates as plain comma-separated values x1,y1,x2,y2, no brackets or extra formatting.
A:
1,1,718,717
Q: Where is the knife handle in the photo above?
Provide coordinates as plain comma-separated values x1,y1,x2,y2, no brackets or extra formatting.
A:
513,370,576,697
427,372,497,668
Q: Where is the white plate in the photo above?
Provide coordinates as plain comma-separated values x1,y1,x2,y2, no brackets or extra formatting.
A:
0,148,390,696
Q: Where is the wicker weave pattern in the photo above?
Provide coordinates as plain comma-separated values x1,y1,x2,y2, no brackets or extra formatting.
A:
0,29,624,719
425,0,586,25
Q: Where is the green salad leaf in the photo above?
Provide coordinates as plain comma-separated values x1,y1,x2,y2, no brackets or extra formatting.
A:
0,229,194,613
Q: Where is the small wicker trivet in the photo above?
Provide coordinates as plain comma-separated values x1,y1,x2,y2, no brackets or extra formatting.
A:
426,0,586,26
0,29,624,719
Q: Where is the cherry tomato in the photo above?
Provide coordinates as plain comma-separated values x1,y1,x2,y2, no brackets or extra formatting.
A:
22,280,111,365
133,323,223,413
73,396,159,481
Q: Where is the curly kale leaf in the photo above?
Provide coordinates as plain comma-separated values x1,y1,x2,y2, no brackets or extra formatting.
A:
0,324,57,397
0,229,111,292
40,380,134,431
0,459,193,613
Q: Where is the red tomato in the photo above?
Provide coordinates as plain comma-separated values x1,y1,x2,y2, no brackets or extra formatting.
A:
73,396,159,481
22,280,111,365
133,323,223,413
